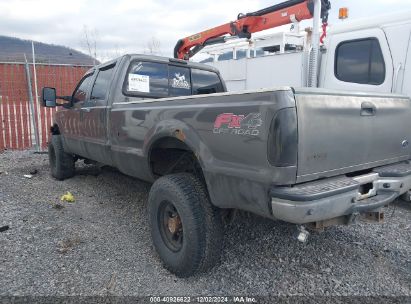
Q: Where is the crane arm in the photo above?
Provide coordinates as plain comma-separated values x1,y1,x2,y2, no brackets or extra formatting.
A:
174,0,331,60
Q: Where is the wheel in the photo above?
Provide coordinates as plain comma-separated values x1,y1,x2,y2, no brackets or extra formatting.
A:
48,134,75,180
148,173,224,277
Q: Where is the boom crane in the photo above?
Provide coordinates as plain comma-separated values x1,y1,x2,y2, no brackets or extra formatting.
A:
174,0,331,60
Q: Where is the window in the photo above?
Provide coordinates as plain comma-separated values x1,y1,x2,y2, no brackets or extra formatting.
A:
123,61,224,98
335,38,385,85
72,74,93,103
169,65,191,97
200,57,213,64
191,69,224,95
125,61,168,97
91,64,115,100
218,51,233,61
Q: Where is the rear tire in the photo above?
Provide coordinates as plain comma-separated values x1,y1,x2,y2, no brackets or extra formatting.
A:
148,173,224,277
48,135,75,180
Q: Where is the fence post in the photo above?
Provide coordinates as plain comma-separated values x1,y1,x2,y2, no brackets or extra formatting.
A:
32,41,43,149
24,55,40,151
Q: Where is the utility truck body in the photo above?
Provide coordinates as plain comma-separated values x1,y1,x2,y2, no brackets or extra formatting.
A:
202,11,411,96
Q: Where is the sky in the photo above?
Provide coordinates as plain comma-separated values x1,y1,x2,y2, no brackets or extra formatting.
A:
1,0,411,62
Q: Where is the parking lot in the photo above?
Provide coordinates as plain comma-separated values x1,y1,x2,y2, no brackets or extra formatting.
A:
0,150,410,297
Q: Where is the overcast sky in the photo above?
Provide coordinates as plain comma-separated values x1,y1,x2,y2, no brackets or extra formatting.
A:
1,0,411,61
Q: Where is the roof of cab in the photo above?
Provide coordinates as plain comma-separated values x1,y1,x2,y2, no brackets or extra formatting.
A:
330,10,411,34
86,54,220,75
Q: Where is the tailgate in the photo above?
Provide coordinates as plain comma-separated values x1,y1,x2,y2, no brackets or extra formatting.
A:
295,88,411,183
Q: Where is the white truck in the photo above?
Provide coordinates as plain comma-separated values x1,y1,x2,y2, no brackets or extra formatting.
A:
199,11,411,97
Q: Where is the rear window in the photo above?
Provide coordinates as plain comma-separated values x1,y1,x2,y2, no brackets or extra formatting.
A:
169,65,192,97
124,61,222,98
125,61,169,97
191,69,224,95
335,38,385,85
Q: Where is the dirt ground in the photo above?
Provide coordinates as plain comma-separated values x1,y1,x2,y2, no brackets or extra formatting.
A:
0,150,410,299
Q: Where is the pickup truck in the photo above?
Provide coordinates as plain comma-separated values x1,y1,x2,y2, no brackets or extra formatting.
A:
42,54,411,277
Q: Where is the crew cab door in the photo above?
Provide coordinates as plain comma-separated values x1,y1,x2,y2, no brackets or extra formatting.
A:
81,62,116,164
320,28,393,93
62,72,94,156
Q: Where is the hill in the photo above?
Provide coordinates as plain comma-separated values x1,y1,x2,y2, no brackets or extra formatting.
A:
0,36,98,65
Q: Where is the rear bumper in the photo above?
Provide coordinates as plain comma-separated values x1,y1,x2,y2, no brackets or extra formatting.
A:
270,161,411,224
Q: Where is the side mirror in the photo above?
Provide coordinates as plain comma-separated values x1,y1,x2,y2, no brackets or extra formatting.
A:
41,87,57,107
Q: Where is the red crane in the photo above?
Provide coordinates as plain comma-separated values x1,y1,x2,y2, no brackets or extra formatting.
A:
174,0,331,60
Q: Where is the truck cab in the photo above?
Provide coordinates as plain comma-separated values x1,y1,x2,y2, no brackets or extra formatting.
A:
53,54,226,167
320,11,411,97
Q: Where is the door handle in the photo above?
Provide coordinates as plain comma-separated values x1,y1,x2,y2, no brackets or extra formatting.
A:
393,63,402,93
81,108,91,113
361,102,376,116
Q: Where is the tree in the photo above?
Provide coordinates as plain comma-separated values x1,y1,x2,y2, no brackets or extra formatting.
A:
81,25,99,65
143,36,162,56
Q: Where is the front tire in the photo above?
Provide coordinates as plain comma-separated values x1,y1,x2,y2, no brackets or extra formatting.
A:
48,135,75,180
148,173,224,277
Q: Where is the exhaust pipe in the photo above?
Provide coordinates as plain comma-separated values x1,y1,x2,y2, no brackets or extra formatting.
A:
307,0,321,87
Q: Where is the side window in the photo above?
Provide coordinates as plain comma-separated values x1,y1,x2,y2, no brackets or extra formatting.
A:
169,65,191,97
125,61,168,97
335,38,385,85
72,74,93,103
191,69,224,95
91,64,115,100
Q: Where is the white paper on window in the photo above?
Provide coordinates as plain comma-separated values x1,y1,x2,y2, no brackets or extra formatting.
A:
128,74,150,93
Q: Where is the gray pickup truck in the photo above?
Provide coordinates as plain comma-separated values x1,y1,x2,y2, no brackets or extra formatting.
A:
42,54,411,277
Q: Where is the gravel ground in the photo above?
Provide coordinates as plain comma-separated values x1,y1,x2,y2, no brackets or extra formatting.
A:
0,150,410,298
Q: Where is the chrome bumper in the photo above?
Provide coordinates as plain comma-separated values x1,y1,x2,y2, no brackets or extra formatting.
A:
270,161,411,224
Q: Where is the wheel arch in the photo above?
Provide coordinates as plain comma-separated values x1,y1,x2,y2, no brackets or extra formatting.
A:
145,120,216,206
144,119,213,179
148,135,207,181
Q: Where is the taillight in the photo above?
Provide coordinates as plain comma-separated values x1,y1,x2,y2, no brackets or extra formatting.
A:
268,108,298,167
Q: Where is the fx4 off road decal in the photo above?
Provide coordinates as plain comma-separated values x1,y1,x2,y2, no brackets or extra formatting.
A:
213,113,263,136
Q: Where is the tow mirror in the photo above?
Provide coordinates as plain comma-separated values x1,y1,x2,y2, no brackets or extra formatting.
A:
41,87,57,107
